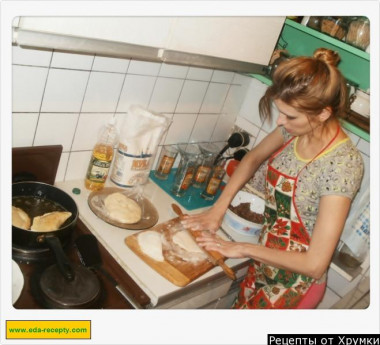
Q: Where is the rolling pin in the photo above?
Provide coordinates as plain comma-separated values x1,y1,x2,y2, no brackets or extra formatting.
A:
171,204,236,281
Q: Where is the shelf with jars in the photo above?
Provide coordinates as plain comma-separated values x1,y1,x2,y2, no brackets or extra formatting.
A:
248,17,370,142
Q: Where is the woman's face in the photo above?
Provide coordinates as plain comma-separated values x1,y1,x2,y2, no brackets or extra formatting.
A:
274,99,318,136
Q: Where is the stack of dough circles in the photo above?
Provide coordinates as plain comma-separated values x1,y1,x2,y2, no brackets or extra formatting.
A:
104,192,142,224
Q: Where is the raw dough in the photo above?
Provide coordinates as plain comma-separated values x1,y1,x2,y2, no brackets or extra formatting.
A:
172,230,204,254
104,192,142,224
137,231,164,262
31,211,72,232
12,206,31,230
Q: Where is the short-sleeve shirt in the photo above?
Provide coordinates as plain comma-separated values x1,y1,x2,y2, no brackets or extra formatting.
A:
248,127,364,236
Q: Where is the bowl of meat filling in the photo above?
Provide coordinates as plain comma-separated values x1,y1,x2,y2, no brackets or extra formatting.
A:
222,191,265,237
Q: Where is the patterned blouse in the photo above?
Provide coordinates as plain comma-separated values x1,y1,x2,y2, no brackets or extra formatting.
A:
248,127,364,236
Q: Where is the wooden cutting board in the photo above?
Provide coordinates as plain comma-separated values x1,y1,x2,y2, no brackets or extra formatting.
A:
125,217,217,287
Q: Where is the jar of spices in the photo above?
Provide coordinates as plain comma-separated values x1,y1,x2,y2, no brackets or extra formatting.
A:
306,16,322,31
321,16,348,40
193,143,220,188
171,143,200,197
346,17,370,51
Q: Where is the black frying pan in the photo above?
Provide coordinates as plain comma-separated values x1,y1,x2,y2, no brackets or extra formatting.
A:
12,181,79,280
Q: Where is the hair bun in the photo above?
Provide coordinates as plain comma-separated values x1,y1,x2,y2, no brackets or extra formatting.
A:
313,48,340,66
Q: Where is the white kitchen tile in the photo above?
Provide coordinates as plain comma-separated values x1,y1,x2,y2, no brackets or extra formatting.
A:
92,56,130,73
239,78,267,128
12,65,48,112
199,83,230,114
55,152,69,182
81,72,124,112
34,113,79,151
117,74,156,112
235,116,260,137
159,63,189,78
211,70,235,84
127,59,161,76
164,113,197,145
12,113,38,147
71,113,116,151
317,287,341,309
211,113,236,142
356,138,370,156
41,69,90,112
65,151,93,181
175,80,208,113
222,84,246,114
149,77,184,113
187,67,213,81
12,46,52,67
51,51,94,70
232,73,252,87
190,114,219,142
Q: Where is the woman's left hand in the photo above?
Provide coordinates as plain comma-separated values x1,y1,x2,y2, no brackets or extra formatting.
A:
196,231,246,259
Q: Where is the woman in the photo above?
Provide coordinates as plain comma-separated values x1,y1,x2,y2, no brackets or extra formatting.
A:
182,48,364,309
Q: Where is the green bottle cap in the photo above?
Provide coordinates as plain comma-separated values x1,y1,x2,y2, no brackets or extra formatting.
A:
72,188,81,195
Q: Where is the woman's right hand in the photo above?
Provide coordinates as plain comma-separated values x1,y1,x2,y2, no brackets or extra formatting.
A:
180,206,225,233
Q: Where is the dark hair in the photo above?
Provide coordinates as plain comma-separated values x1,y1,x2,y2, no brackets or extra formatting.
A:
259,48,348,122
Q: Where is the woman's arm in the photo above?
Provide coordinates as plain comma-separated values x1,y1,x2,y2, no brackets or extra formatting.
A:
197,195,352,280
182,127,285,232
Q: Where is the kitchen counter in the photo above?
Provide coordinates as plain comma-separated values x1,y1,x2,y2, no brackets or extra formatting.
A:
55,179,256,308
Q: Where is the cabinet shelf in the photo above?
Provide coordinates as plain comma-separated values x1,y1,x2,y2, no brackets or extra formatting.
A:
284,19,370,61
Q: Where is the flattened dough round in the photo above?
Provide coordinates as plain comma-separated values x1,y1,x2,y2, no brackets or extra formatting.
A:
12,206,31,230
137,231,164,262
104,192,142,224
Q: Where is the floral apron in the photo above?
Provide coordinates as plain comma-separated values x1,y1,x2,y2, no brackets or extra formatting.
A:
234,126,340,309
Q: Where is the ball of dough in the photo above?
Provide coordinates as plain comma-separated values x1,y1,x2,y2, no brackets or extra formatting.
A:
12,206,31,230
104,192,142,224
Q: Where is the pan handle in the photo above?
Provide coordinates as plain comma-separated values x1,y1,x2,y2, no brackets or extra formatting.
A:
44,235,75,281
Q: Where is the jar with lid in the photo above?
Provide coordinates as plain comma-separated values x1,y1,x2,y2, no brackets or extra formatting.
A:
171,143,200,197
346,17,370,51
321,16,348,40
306,16,322,31
193,143,220,188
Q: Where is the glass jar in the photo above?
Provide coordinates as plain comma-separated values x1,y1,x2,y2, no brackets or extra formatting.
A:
193,143,220,188
201,161,226,200
171,143,200,197
321,16,348,40
346,17,370,51
306,16,322,31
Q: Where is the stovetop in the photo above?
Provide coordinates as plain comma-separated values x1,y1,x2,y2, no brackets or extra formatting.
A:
13,218,151,309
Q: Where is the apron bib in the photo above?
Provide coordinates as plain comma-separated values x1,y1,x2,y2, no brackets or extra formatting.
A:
234,126,340,309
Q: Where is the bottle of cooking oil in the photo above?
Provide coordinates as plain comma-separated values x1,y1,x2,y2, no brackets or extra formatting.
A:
85,117,118,191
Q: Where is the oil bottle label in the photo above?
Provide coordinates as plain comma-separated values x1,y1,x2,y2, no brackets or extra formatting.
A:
87,157,111,182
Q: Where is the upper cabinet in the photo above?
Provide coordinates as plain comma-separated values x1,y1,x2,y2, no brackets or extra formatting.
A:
13,16,285,73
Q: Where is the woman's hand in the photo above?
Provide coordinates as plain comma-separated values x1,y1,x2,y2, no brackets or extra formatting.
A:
181,207,224,233
196,231,247,258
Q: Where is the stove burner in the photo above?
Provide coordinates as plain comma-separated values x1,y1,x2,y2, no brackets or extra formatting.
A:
31,264,103,309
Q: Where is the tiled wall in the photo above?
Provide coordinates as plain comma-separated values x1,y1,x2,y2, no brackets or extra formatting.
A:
12,46,251,182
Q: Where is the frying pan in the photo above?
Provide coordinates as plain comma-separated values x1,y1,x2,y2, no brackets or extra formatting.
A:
12,181,79,281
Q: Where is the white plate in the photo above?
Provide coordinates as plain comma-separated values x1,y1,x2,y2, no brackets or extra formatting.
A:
12,260,24,305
